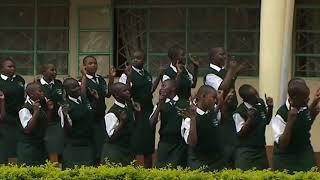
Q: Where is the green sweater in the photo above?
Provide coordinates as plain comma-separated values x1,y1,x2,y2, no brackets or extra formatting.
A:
0,75,25,125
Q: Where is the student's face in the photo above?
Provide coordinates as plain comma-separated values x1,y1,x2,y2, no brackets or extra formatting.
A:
212,48,227,67
30,85,44,100
1,60,16,77
118,85,131,101
67,82,81,98
247,88,259,105
132,56,144,69
173,50,186,65
289,91,310,108
43,65,57,81
204,90,217,111
83,57,98,75
160,81,175,95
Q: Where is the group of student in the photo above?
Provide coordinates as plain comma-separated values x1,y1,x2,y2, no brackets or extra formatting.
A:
0,45,319,172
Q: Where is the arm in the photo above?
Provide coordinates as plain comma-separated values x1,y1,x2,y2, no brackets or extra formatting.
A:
180,104,197,146
150,90,166,128
190,56,199,88
278,108,298,149
218,61,243,92
265,95,274,124
108,111,127,142
106,67,116,98
235,108,257,137
20,101,41,134
187,114,198,146
309,89,320,121
80,68,88,98
46,100,54,122
151,70,164,93
0,91,5,121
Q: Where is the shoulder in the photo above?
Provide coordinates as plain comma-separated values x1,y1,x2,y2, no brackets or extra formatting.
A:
54,79,63,85
15,75,25,83
276,105,288,119
97,75,106,83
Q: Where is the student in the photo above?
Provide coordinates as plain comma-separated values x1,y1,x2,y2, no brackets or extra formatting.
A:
271,78,320,172
204,47,243,93
180,85,229,170
81,55,115,163
0,90,6,163
233,84,273,170
150,79,188,168
119,50,162,168
101,83,141,165
162,45,199,100
17,82,54,166
59,76,95,169
38,64,64,163
0,57,25,164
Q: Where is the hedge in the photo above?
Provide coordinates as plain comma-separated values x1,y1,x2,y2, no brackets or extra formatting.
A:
0,163,320,180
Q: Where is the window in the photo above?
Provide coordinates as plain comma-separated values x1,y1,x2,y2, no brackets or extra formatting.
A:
78,7,113,77
294,1,320,77
0,0,69,75
115,1,260,76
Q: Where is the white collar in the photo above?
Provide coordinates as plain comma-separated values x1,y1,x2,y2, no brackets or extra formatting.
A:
115,100,126,108
86,74,97,79
40,77,54,85
285,99,307,112
209,63,223,72
196,107,208,115
68,96,82,104
244,102,253,109
170,63,178,73
132,66,144,74
165,95,179,103
26,96,35,105
1,74,16,81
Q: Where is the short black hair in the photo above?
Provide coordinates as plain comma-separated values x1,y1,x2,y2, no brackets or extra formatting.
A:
82,55,97,65
168,45,184,60
26,82,41,96
208,47,223,61
196,85,216,100
63,78,78,91
133,50,144,58
238,84,255,101
288,78,309,98
162,79,177,90
0,57,15,69
41,64,55,74
109,82,127,97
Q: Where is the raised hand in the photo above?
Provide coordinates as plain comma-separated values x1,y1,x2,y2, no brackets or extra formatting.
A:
176,61,184,73
88,87,99,99
225,89,235,104
119,110,128,125
288,106,298,122
131,99,141,112
189,54,200,67
33,100,41,112
0,90,5,103
159,89,167,104
247,107,257,119
109,66,117,78
178,103,197,120
124,62,132,77
264,94,274,107
46,99,54,110
80,66,86,77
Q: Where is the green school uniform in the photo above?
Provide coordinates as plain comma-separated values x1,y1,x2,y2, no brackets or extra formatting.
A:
62,97,95,169
155,97,188,168
85,75,108,159
273,105,315,172
234,98,270,170
163,66,192,100
101,103,134,165
188,111,229,170
38,78,64,154
130,69,155,155
0,74,25,161
17,102,48,166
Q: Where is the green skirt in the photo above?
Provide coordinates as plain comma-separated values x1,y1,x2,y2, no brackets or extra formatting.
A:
234,146,268,170
0,129,7,164
2,124,19,158
17,141,47,166
62,143,95,169
101,142,134,165
273,146,315,172
155,141,187,168
45,121,64,154
131,110,155,155
188,149,229,171
93,118,106,159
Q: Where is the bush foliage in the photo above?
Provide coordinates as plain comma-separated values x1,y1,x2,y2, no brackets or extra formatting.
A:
0,163,319,179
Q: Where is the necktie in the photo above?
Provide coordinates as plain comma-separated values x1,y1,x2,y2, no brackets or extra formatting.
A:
77,98,81,104
170,99,175,106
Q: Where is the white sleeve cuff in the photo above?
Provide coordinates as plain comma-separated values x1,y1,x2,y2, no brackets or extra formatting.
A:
19,108,32,128
233,113,245,133
118,73,127,84
104,113,119,136
205,74,223,90
149,104,158,119
162,75,171,81
58,106,72,127
271,114,286,143
181,117,191,144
